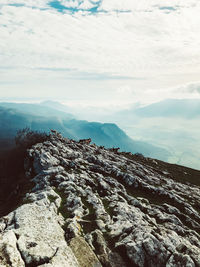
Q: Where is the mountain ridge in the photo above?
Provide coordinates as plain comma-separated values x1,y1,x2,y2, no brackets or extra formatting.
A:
0,103,171,161
0,132,199,266
127,98,200,118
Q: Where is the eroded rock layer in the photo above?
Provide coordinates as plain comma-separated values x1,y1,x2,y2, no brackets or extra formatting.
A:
0,132,200,267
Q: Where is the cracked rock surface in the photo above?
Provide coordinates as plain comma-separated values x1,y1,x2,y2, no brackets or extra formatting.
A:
0,132,200,266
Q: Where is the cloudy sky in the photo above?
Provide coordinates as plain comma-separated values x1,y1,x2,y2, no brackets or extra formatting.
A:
0,0,200,107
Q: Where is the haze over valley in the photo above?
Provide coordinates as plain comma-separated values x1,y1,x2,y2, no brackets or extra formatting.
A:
0,98,199,170
16,97,198,170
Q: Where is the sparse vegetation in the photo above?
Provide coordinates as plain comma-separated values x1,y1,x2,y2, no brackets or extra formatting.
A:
0,128,49,217
54,189,73,219
47,195,58,203
102,199,114,215
15,127,49,149
119,165,127,172
120,151,200,186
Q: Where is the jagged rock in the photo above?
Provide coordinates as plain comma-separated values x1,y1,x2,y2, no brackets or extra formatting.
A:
12,203,79,266
0,133,200,266
0,230,25,267
166,253,195,267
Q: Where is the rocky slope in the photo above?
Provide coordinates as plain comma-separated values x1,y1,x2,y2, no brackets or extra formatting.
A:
0,132,200,267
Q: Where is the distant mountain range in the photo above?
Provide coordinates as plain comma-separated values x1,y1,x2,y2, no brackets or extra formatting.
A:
111,98,200,170
133,99,200,118
0,102,170,161
0,102,74,119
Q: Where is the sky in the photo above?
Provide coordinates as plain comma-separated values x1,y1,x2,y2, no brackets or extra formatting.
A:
0,0,200,107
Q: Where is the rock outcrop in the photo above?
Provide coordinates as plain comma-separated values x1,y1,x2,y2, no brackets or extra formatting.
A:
0,132,200,266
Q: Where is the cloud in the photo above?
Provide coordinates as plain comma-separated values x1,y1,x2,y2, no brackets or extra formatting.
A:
177,82,200,95
0,0,200,103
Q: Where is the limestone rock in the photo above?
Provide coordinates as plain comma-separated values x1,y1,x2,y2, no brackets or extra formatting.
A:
0,132,200,266
0,230,24,267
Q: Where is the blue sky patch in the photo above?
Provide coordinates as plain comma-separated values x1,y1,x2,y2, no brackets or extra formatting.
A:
8,4,25,7
159,6,177,11
49,0,102,14
49,1,69,13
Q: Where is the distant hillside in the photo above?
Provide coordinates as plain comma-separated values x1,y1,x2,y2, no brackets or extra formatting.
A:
0,102,74,120
41,100,72,114
0,103,171,161
111,98,200,170
134,99,200,118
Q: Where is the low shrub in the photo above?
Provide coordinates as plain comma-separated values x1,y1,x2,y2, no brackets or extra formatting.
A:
15,127,49,149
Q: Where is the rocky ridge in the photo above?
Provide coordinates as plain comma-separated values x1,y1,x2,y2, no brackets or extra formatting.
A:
0,132,200,267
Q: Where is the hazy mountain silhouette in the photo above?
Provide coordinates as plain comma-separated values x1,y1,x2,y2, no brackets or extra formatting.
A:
111,98,200,169
41,100,72,114
133,99,200,118
0,103,170,161
0,102,74,119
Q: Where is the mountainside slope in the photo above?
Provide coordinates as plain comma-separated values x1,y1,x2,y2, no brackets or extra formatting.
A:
0,105,171,161
0,133,199,267
0,102,74,119
133,99,200,118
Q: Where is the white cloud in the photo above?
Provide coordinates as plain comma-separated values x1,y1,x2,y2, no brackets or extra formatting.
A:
98,0,199,12
60,0,80,8
177,82,200,95
0,0,200,104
